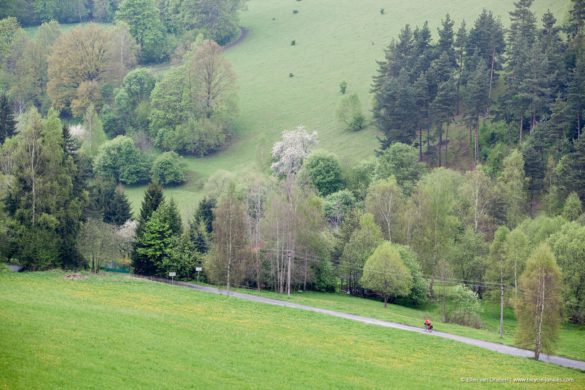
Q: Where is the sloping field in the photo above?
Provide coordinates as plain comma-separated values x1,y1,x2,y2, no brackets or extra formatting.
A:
0,272,582,389
124,0,570,219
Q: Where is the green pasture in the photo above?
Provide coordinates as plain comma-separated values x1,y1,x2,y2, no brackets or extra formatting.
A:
0,272,583,389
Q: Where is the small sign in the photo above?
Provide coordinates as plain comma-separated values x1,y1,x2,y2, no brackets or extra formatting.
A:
195,267,202,272
169,272,176,277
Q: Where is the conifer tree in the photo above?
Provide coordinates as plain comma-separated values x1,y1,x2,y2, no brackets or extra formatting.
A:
133,207,174,276
464,58,489,163
0,94,15,145
104,187,132,226
136,182,164,235
159,198,182,237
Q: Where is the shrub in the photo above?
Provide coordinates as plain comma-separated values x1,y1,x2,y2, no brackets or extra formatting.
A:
94,136,151,184
323,190,355,226
151,152,187,186
445,284,482,328
337,93,365,131
291,40,296,46
339,81,347,95
301,150,344,196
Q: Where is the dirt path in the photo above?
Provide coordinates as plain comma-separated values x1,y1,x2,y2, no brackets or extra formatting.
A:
139,276,585,371
224,27,249,50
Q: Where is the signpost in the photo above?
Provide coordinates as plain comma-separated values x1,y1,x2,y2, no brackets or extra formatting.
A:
169,271,176,285
195,267,202,283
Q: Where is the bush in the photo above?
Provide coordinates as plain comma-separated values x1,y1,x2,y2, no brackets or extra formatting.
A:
94,136,151,184
301,150,344,196
151,152,187,186
337,93,365,131
339,81,347,94
445,284,482,328
323,190,355,226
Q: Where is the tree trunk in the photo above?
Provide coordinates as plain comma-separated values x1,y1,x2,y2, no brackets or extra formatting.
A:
474,125,479,166
445,124,449,168
519,116,523,143
286,249,292,296
499,272,504,338
437,126,442,167
418,128,423,161
487,47,496,117
535,270,546,361
384,295,388,308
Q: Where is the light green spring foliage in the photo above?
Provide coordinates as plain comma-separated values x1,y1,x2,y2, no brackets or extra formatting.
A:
505,228,530,290
360,241,413,305
375,142,424,195
562,192,582,221
449,284,482,327
411,167,462,277
81,104,107,158
517,215,567,248
151,151,187,186
515,243,563,357
498,149,527,228
547,222,585,323
486,226,510,283
336,92,365,132
365,176,404,243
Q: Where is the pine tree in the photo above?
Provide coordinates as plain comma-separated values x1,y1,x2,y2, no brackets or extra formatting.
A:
0,94,16,145
466,9,505,107
464,58,489,163
454,21,468,115
431,77,457,166
104,187,132,226
515,243,563,360
436,14,456,67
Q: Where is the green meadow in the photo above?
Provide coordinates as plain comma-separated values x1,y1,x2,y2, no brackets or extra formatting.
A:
122,0,570,219
0,272,583,389
230,285,585,361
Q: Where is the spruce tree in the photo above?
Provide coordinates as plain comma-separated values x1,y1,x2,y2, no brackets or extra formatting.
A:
195,197,216,234
133,207,174,276
159,198,182,237
136,182,164,235
0,94,15,145
104,187,132,226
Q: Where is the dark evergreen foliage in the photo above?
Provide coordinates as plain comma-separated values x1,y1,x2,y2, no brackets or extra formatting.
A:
0,94,15,145
104,188,132,226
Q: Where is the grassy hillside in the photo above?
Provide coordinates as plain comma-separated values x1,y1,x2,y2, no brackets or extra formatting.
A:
123,0,570,219
231,287,585,361
1,272,583,389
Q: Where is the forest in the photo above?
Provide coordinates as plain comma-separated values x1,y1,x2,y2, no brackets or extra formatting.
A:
0,0,585,361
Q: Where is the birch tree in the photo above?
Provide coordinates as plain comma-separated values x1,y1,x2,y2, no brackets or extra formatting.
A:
206,183,249,291
515,243,562,360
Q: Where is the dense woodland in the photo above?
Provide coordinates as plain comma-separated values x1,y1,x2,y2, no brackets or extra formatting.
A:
1,0,585,359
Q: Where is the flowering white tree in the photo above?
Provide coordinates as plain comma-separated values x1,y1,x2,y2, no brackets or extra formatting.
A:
271,126,318,178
